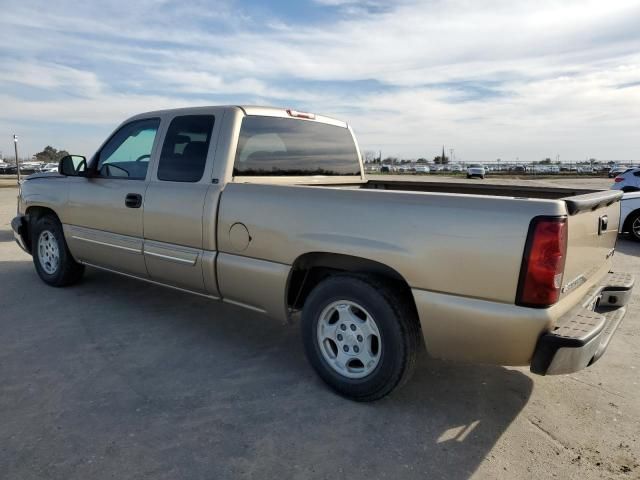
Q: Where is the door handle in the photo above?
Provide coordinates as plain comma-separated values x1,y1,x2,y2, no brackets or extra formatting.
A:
125,193,143,208
598,215,608,235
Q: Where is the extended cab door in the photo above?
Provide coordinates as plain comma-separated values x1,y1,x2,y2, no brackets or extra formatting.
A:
64,117,161,277
142,113,221,296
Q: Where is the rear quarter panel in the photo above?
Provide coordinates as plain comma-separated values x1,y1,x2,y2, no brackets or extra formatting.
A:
217,183,567,304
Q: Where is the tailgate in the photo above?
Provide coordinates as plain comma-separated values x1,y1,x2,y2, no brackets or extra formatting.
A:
560,190,622,299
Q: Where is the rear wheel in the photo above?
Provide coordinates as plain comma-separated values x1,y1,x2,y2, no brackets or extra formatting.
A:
32,214,84,286
301,274,421,401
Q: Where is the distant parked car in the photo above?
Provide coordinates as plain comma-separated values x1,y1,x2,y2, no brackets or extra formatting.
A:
450,164,462,173
609,166,630,178
466,164,486,179
577,165,594,174
612,167,640,192
42,163,59,173
380,165,390,173
19,162,44,174
414,165,430,174
0,162,17,174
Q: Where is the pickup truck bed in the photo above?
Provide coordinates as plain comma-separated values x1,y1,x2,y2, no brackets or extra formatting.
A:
12,105,633,400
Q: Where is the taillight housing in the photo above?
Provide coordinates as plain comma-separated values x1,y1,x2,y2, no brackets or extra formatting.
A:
516,216,568,308
614,176,624,182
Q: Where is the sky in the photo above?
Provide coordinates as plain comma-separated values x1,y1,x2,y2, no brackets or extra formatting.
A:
0,0,639,163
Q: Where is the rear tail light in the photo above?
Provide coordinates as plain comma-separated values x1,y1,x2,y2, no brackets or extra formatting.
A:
516,216,568,307
614,176,624,182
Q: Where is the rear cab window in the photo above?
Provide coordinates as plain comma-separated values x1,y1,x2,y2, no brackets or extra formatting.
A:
157,115,215,182
233,116,361,177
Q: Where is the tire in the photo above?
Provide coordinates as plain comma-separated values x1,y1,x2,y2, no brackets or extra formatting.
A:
32,214,84,286
625,210,640,242
301,274,421,401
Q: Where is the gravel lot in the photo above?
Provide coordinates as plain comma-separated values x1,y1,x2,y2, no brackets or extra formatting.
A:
0,180,638,479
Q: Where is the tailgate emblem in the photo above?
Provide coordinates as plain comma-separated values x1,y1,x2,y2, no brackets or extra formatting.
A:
598,215,608,235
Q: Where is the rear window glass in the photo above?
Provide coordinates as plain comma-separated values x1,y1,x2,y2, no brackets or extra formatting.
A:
233,116,360,176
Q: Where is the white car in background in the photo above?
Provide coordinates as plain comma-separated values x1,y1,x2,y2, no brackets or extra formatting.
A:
414,165,430,174
42,163,59,173
611,167,640,193
619,191,640,241
466,164,486,179
577,165,594,174
609,165,630,178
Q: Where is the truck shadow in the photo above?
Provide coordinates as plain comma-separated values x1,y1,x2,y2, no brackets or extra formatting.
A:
1,259,532,480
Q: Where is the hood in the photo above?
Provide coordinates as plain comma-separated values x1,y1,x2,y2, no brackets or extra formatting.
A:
24,172,64,181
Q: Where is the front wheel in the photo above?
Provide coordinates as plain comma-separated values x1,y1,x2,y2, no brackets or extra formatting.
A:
301,274,421,401
32,214,85,286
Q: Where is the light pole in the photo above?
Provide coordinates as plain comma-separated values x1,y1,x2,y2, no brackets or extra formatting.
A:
13,135,21,183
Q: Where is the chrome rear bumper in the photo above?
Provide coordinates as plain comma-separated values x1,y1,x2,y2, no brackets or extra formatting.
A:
531,271,634,375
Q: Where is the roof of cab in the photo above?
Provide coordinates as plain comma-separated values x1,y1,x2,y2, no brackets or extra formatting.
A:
128,105,348,128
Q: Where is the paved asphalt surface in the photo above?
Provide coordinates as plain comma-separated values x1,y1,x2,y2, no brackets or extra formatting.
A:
0,179,638,479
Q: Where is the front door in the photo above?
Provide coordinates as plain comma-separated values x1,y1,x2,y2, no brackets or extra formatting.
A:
64,117,161,277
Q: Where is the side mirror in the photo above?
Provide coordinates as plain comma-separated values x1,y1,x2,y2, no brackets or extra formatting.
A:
59,155,87,176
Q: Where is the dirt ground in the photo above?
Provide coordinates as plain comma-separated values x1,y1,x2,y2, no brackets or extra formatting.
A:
0,180,637,479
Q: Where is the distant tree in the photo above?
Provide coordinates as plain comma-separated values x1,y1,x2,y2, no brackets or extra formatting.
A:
416,158,427,164
382,156,398,164
364,150,382,163
34,146,69,163
433,155,449,164
539,158,552,164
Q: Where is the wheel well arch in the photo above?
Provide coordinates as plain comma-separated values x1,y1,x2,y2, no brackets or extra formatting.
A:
286,252,416,312
23,206,60,251
622,207,640,233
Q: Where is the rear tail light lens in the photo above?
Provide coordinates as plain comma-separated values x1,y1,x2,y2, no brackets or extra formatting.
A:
517,217,567,307
614,176,624,182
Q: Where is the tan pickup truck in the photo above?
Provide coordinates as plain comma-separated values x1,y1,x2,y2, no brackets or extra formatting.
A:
12,106,634,400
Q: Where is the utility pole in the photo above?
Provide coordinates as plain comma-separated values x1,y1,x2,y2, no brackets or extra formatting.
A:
13,134,21,183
